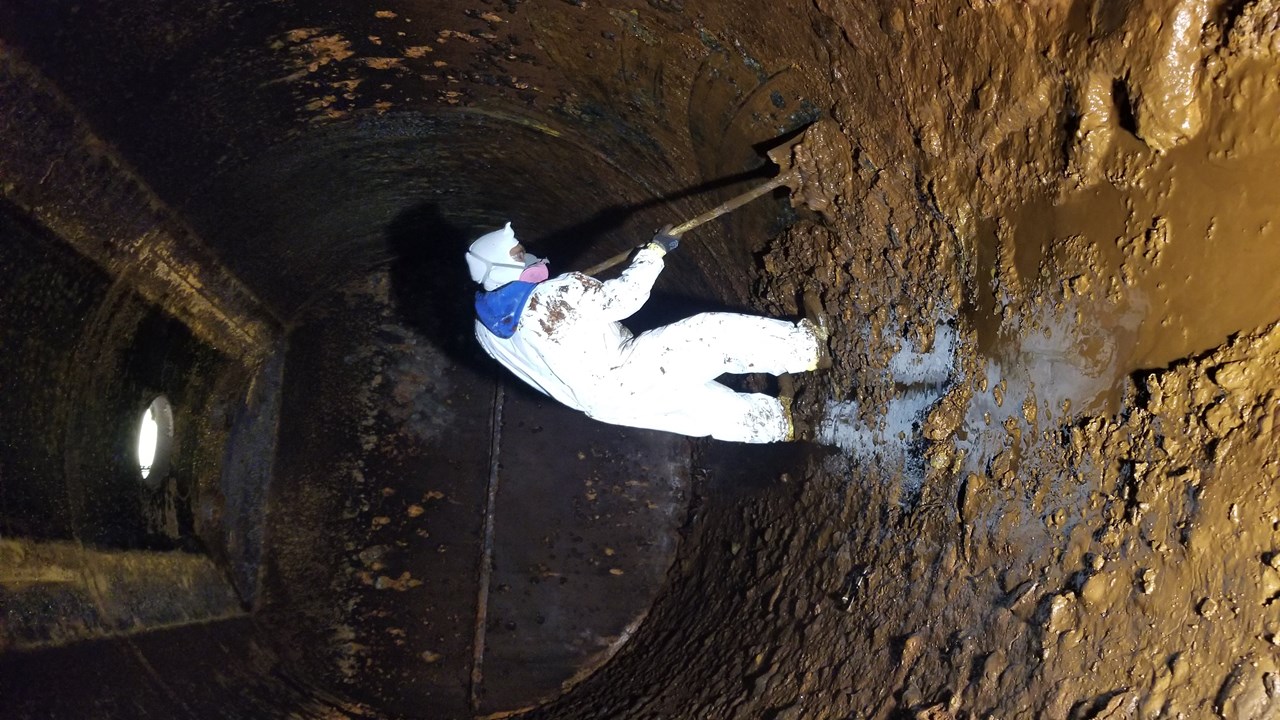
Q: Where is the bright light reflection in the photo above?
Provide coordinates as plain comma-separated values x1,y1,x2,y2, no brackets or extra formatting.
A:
138,405,159,479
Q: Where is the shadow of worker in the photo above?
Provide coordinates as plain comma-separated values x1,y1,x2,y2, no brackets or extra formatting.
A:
385,202,503,378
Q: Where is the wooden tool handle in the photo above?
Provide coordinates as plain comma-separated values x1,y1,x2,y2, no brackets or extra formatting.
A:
579,169,798,276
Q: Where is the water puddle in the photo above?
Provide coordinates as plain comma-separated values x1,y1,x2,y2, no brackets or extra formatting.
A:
817,325,956,494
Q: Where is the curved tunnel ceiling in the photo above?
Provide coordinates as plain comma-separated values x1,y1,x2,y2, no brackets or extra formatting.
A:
4,1,1280,719
2,0,828,319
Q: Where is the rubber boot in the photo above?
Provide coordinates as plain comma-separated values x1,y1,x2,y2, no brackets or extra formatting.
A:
778,374,811,442
801,289,832,370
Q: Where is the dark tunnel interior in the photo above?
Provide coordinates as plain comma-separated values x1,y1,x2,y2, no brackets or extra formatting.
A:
0,1,826,717
5,1,1280,718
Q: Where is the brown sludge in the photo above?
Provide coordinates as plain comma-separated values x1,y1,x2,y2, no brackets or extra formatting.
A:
548,1,1280,717
779,118,855,222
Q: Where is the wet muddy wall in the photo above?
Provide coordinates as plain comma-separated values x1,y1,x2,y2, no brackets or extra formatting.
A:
2,0,1279,718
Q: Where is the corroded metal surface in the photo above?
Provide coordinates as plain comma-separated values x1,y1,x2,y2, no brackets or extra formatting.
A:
259,271,494,715
479,390,690,715
259,271,690,718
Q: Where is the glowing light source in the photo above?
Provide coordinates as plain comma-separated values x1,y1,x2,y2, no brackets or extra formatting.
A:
139,406,159,478
137,396,174,487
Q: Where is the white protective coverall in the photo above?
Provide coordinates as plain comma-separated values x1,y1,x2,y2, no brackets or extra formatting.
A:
473,244,821,443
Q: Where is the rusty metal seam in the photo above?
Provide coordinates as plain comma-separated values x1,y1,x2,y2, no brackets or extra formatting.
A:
470,381,504,712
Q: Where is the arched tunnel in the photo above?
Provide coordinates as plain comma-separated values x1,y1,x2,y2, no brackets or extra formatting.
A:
3,1,1280,717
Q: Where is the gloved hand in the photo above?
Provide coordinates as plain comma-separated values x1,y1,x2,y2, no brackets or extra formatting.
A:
649,225,681,254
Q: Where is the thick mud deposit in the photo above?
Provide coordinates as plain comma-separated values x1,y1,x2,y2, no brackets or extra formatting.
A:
538,2,1280,718
2,0,1279,718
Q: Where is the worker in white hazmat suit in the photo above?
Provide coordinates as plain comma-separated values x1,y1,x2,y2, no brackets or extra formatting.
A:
466,222,827,443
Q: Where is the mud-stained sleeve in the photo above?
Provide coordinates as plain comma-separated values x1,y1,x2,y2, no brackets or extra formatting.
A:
577,245,666,321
